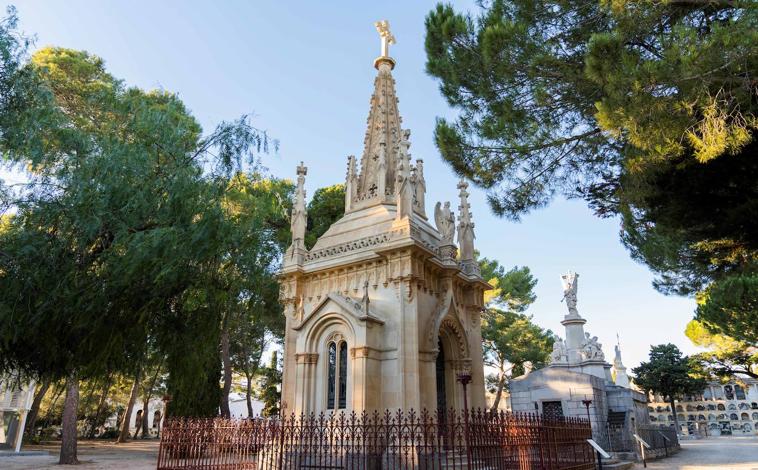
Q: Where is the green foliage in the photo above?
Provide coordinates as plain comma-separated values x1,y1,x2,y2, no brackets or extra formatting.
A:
424,0,758,340
481,309,554,375
685,320,757,380
477,257,551,408
632,344,706,430
694,274,758,345
0,9,282,420
479,257,537,310
304,184,345,250
425,0,757,218
258,351,282,417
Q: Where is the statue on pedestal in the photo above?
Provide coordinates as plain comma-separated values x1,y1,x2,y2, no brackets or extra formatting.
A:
434,201,455,245
581,332,604,361
560,271,580,317
550,338,568,364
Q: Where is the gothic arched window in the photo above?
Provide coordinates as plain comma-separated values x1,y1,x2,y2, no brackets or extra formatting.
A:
326,337,348,410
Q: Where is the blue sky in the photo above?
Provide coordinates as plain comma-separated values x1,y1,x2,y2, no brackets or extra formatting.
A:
1,0,700,368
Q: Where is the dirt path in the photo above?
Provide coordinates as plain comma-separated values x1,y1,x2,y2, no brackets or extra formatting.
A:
634,436,758,470
0,440,158,469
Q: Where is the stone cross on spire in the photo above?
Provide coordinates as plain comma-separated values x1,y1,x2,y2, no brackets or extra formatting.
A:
375,20,395,58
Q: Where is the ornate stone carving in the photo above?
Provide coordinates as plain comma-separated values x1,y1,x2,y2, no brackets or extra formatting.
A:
456,180,478,276
413,159,426,216
561,271,579,317
550,338,568,364
395,129,413,220
290,162,308,249
434,201,455,245
581,332,604,361
326,332,345,344
345,155,357,211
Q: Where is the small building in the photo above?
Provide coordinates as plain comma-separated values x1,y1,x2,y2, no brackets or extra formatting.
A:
510,272,650,456
647,378,758,436
0,375,35,453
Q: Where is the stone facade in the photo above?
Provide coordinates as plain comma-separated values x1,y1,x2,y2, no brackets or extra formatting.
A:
278,22,489,416
510,273,649,456
647,378,758,436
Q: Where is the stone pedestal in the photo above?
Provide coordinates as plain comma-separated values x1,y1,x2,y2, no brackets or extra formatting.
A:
561,314,586,364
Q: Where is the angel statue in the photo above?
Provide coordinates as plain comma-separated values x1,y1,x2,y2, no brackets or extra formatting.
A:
560,271,579,315
434,201,455,244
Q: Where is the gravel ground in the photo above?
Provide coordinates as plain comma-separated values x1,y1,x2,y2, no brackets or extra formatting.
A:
634,436,758,470
0,440,158,469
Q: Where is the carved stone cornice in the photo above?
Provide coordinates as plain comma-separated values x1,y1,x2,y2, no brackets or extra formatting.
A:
295,353,319,364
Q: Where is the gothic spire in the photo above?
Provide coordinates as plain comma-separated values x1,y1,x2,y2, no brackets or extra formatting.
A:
349,20,403,207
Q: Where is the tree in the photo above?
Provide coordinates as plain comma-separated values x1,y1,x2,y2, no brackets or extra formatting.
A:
632,344,707,433
424,0,758,338
478,259,552,409
0,9,276,461
304,184,345,250
258,351,282,417
694,274,758,345
685,320,757,380
425,0,757,218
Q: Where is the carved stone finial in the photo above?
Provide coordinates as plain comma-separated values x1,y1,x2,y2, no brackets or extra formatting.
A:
345,155,357,212
362,280,370,313
290,162,308,249
457,180,476,264
395,129,413,220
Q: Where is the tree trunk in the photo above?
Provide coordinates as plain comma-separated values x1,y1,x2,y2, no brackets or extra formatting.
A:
59,373,79,465
244,370,254,417
43,382,65,427
23,379,50,442
88,374,113,438
669,397,681,435
117,368,141,443
220,326,232,419
491,371,507,412
140,364,162,438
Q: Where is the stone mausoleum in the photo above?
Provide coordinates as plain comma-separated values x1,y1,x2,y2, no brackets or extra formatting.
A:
510,273,649,452
278,22,489,416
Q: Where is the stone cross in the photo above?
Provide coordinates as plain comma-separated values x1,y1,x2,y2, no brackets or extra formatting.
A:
375,20,396,57
296,161,307,180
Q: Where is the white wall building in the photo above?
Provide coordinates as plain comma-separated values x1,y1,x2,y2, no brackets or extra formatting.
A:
0,376,36,453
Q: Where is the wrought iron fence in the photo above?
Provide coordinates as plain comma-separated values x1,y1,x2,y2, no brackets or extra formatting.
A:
157,409,595,470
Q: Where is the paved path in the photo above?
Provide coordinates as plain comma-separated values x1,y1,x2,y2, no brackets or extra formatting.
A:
635,436,758,470
0,440,158,469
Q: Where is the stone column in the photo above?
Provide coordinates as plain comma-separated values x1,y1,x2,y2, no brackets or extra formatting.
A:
561,314,587,364
294,353,318,415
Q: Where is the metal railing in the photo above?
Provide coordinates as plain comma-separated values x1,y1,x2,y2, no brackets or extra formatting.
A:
635,425,680,455
157,409,595,470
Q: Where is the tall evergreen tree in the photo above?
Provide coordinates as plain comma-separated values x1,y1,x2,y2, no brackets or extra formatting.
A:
632,344,706,433
0,8,277,460
424,0,758,339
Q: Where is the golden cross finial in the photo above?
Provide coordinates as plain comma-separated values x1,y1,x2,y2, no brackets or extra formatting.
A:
374,20,396,58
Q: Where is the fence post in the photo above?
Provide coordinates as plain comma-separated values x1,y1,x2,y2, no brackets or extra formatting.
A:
457,373,473,470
